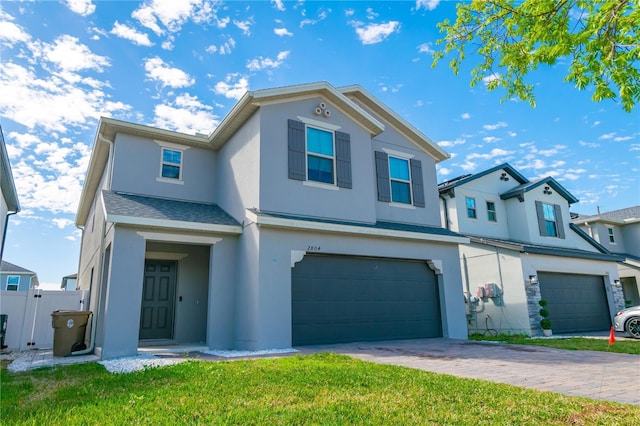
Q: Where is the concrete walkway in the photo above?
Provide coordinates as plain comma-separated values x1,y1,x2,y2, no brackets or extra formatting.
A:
298,338,640,405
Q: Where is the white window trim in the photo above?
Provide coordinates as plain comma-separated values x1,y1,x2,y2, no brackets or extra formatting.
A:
388,155,413,206
381,147,414,159
6,275,19,291
389,202,416,210
304,125,337,186
542,203,559,237
303,180,339,191
157,147,185,183
486,200,497,222
607,227,616,244
297,115,341,131
465,197,477,220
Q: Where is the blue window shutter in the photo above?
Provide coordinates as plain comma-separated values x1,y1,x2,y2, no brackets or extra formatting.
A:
554,204,566,239
335,131,352,189
288,119,306,181
375,151,391,202
410,159,425,208
535,201,547,236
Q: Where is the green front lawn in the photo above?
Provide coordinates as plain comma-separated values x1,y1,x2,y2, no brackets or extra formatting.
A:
2,353,638,425
469,334,640,354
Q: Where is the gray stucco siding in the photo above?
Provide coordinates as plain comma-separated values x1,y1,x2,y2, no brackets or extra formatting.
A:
110,133,216,204
257,99,377,224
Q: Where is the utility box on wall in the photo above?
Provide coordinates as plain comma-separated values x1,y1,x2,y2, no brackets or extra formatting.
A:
477,283,501,299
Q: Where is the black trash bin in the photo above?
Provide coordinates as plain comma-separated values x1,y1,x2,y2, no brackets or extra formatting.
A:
51,310,91,356
0,314,7,349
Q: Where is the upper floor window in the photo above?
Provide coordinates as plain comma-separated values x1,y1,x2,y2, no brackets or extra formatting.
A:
389,156,412,204
535,201,565,239
487,201,497,222
607,227,615,243
288,119,352,189
161,148,182,179
306,127,335,184
374,150,425,208
6,276,19,291
466,197,477,219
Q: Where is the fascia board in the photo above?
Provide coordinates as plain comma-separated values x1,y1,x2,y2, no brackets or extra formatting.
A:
245,210,469,244
105,214,243,235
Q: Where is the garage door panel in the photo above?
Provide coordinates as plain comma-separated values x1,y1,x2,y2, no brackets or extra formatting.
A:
292,255,441,346
538,272,610,334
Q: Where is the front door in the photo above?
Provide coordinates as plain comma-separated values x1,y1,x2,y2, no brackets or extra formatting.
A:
139,260,177,340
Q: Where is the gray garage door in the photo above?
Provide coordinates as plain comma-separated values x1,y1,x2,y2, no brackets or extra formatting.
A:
292,255,441,346
538,272,611,333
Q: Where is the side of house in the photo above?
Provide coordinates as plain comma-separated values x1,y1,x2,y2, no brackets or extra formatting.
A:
573,206,640,307
75,82,469,359
0,126,20,263
0,261,39,292
439,164,624,336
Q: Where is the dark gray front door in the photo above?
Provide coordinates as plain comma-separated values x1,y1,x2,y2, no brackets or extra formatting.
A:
139,261,177,340
538,272,610,333
292,255,441,346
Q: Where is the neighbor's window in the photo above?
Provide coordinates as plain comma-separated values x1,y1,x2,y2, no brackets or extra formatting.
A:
161,148,183,180
466,197,477,219
306,126,335,184
542,203,558,237
389,156,412,204
6,276,19,291
487,201,497,222
608,227,615,243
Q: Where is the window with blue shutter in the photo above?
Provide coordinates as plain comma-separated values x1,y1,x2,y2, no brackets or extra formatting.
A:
375,150,425,208
535,201,565,239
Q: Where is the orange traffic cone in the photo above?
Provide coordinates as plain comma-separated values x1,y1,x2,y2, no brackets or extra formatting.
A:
608,326,616,345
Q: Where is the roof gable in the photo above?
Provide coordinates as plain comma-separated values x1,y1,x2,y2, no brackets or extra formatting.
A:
438,163,528,194
500,176,579,204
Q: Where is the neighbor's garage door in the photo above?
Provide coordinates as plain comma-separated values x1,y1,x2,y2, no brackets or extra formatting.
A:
292,255,441,346
538,272,611,333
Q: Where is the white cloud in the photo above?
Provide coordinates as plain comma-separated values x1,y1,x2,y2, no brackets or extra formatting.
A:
274,27,293,36
247,51,290,71
214,74,250,100
366,8,379,20
111,21,154,46
579,140,600,148
345,9,355,17
460,113,471,119
272,0,285,11
482,73,501,85
483,136,501,143
613,135,633,142
0,19,31,47
144,56,195,88
234,19,253,36
460,161,477,172
64,0,95,16
52,218,74,229
153,93,218,135
206,35,235,55
354,21,400,45
438,167,451,176
300,9,329,27
467,148,513,160
132,0,215,36
416,0,440,11
417,42,433,54
437,138,465,148
483,121,508,130
507,131,517,137
598,132,616,140
30,35,110,72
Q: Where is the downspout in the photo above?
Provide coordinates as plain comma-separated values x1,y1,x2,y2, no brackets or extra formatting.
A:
71,134,114,356
441,194,450,230
0,210,18,262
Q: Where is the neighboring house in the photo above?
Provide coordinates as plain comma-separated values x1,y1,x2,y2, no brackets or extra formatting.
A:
75,82,469,360
573,206,640,307
1,126,20,263
60,273,78,291
438,163,624,336
1,261,39,292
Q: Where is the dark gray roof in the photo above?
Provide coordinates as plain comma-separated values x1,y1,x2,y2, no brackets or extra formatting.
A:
467,234,624,262
250,209,465,239
574,205,640,222
102,191,240,227
1,260,36,274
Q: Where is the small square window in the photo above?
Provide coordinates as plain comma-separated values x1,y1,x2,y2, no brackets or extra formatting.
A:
466,197,477,219
607,227,615,243
306,127,335,184
161,148,182,180
6,276,19,291
487,201,497,222
389,157,412,204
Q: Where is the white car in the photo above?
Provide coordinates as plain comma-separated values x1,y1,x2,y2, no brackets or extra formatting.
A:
613,305,640,339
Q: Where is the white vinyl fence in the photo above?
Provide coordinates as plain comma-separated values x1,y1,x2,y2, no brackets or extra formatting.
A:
0,289,88,351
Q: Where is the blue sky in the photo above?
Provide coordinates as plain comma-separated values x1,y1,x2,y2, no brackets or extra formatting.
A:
1,0,638,289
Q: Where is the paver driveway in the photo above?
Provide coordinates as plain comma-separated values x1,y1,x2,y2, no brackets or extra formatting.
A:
299,338,640,405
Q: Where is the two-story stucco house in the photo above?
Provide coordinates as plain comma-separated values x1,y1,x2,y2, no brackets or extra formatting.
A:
75,82,469,360
438,163,624,336
0,261,39,292
573,206,640,307
1,126,20,263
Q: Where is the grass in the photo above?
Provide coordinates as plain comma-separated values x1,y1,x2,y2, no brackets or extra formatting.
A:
1,353,639,425
469,333,640,354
